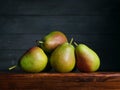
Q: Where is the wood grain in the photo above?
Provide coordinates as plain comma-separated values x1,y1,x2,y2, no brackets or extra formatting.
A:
1,16,118,34
0,72,120,90
0,34,117,49
0,0,119,16
0,0,119,15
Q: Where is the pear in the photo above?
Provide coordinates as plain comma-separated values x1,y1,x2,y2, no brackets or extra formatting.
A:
50,39,76,73
75,43,100,72
19,46,48,73
37,31,68,53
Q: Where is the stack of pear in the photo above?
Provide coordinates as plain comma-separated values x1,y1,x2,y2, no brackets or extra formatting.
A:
75,43,100,72
9,30,100,73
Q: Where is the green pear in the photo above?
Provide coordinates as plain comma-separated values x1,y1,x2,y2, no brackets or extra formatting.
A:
75,43,100,72
50,39,76,73
19,47,48,73
37,31,68,53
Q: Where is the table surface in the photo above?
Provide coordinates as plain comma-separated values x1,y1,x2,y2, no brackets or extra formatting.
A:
0,72,120,90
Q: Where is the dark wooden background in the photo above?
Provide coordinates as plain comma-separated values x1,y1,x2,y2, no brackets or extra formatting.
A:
0,0,120,72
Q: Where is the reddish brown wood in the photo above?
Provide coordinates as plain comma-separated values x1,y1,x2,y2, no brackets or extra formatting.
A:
0,72,120,90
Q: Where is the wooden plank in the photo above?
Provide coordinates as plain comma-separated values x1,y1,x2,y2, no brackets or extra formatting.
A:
0,50,24,70
0,16,119,34
0,0,119,16
0,72,120,89
0,34,119,50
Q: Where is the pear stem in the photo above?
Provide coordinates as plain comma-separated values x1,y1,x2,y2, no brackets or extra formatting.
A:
70,38,74,45
36,40,44,46
36,40,44,44
8,65,17,70
74,42,78,46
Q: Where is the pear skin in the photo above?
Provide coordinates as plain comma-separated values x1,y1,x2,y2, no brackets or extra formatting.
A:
19,47,48,73
37,31,68,53
75,44,100,72
50,42,76,73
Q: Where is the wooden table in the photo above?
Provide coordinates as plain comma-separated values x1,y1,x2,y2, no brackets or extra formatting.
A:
0,72,120,90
